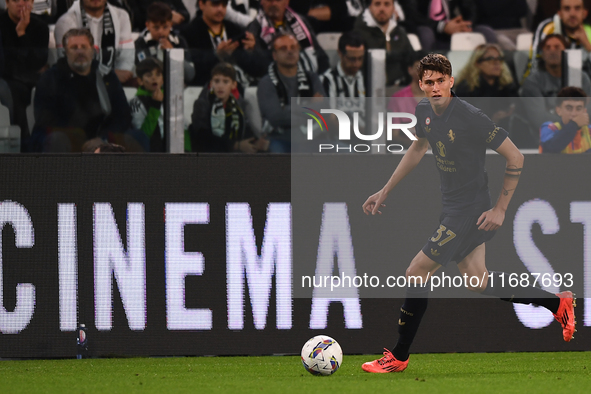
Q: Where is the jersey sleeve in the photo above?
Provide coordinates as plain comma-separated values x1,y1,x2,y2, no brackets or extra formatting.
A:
473,110,508,150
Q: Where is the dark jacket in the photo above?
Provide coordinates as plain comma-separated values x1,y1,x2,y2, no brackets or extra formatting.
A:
353,14,414,85
30,58,131,152
399,0,478,33
246,12,330,77
181,17,266,85
0,12,49,85
189,85,252,152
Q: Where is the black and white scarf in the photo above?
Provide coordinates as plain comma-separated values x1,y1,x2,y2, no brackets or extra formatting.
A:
323,64,365,98
256,6,318,72
209,90,245,141
80,1,115,75
268,62,313,108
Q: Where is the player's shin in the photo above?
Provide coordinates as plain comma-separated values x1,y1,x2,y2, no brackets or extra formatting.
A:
481,271,560,313
392,280,430,362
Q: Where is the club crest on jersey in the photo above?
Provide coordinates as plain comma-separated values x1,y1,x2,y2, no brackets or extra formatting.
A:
436,141,446,157
448,129,455,143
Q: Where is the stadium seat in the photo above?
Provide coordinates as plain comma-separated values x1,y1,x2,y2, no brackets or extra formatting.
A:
244,86,262,136
450,32,486,51
447,51,472,78
48,24,58,67
516,32,533,51
0,104,10,127
183,86,203,127
317,32,342,51
0,105,21,152
408,33,422,51
513,51,530,84
123,87,137,102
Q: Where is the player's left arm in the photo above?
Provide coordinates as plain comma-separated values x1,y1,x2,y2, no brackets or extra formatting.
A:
477,138,524,231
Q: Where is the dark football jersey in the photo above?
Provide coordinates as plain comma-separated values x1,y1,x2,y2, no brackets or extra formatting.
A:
415,93,508,215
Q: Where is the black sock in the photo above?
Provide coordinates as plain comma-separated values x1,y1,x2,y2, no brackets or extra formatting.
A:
392,281,429,361
481,271,560,314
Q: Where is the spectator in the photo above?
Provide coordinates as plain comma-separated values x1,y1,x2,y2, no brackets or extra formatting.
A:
0,0,49,141
129,58,165,152
190,62,268,152
399,0,498,50
455,44,518,126
197,0,256,28
135,2,194,83
30,28,133,152
540,86,591,153
94,142,126,152
521,34,591,131
354,0,415,86
529,0,591,76
182,0,262,87
306,0,365,33
321,31,366,98
247,0,330,76
55,0,135,84
135,0,190,31
257,33,325,152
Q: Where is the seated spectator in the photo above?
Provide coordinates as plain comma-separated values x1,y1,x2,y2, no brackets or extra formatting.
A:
354,0,414,86
321,31,366,98
473,0,529,50
0,0,49,142
399,0,497,50
94,142,126,152
55,0,135,84
129,58,165,152
521,34,591,130
182,0,262,87
135,2,194,84
198,0,256,28
306,0,365,33
247,0,330,76
540,86,591,153
529,0,591,76
30,28,133,152
257,33,325,152
135,0,190,31
190,62,268,152
455,44,518,125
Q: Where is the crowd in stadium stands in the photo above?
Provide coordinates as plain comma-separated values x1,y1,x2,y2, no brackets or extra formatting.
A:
2,0,591,153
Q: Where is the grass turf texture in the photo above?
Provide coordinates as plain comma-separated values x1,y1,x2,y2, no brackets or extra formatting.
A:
1,352,589,393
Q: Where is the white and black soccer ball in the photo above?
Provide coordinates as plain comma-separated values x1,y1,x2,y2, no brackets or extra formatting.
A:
301,335,343,376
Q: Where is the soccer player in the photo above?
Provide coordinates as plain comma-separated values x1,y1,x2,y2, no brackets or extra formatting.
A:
360,53,576,373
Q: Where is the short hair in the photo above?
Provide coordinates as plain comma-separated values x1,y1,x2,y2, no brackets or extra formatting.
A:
338,31,365,54
198,0,229,6
556,86,588,106
271,32,299,51
541,33,568,50
211,62,236,81
368,0,393,5
62,28,94,49
417,53,452,81
136,58,164,78
560,0,586,9
146,2,172,23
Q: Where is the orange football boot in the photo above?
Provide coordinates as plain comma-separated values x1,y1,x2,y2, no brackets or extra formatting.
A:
362,349,408,373
553,291,577,342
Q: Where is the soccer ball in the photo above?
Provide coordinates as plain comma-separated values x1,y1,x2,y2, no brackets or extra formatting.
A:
301,335,343,376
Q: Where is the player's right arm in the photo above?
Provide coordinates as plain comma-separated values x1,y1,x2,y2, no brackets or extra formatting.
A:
362,137,430,215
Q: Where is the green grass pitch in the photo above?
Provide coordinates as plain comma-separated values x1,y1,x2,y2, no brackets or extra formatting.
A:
1,352,589,393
